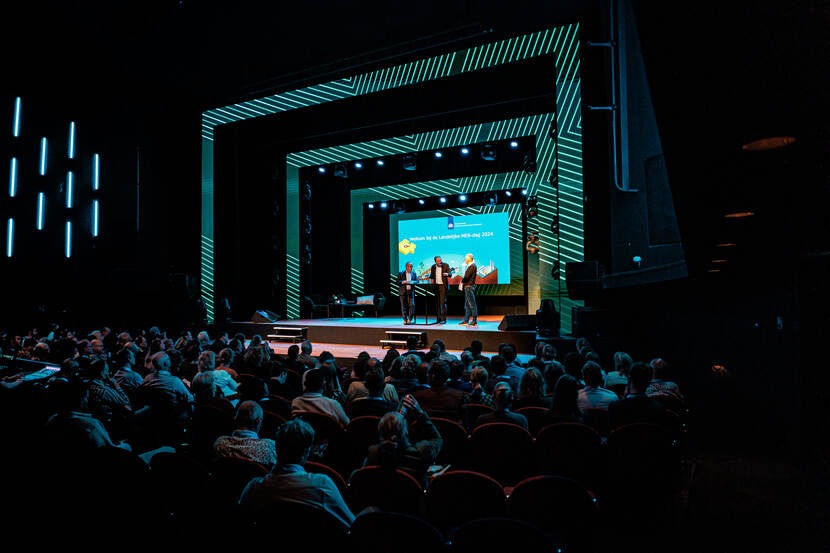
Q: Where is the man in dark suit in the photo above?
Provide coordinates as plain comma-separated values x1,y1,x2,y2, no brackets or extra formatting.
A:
459,252,478,326
429,255,451,323
398,262,418,324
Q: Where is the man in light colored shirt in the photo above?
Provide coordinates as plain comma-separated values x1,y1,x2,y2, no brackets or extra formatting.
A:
214,400,277,469
577,361,619,411
429,256,450,323
239,418,355,527
291,369,350,426
197,350,238,399
138,352,193,408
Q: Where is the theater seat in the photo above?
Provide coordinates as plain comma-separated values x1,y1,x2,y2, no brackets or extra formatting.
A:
348,466,424,515
534,422,603,487
426,470,506,535
469,422,533,486
451,517,552,551
349,511,443,553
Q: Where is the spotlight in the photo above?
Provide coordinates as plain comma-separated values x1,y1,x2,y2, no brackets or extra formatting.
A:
485,192,497,205
318,166,326,174
481,144,496,161
418,199,425,205
354,161,363,169
402,153,417,171
368,203,374,209
459,194,467,202
521,189,527,196
380,202,388,209
439,197,447,204
460,147,470,156
505,190,512,197
633,255,642,268
376,159,385,167
434,151,443,159
333,163,347,178
510,140,519,148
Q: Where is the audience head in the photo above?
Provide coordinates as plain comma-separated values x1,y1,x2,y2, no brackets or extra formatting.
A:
115,347,135,369
378,411,409,451
166,348,184,375
191,371,217,401
519,367,545,400
151,352,171,373
428,359,450,387
471,366,488,388
585,351,601,365
300,340,313,355
564,351,585,380
543,344,557,361
238,375,269,401
235,400,264,433
287,344,299,361
582,361,604,387
651,358,669,379
552,374,581,416
87,358,109,380
405,335,419,350
416,362,429,385
198,350,216,372
401,354,419,379
501,344,517,364
493,382,514,412
613,351,633,376
470,339,483,356
91,339,104,355
302,368,325,394
460,350,473,368
275,419,315,466
197,331,210,348
449,360,464,382
432,339,446,353
382,348,400,373
629,362,653,394
490,355,506,377
217,348,234,366
364,366,385,398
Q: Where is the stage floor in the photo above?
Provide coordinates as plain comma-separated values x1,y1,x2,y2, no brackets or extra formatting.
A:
276,315,506,332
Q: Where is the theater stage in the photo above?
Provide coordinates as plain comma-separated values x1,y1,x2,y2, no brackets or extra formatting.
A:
232,314,574,356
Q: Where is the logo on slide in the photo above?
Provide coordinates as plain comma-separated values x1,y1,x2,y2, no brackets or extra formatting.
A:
398,239,416,255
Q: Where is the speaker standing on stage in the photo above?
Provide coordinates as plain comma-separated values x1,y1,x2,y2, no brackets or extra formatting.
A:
398,262,418,324
429,256,450,324
459,253,478,326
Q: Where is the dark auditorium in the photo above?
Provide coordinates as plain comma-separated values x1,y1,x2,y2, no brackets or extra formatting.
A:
1,1,828,551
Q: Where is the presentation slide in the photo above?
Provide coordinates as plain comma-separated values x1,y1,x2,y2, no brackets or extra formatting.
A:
396,212,511,285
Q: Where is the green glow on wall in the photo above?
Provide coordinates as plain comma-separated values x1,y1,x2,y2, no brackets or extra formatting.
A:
202,24,583,327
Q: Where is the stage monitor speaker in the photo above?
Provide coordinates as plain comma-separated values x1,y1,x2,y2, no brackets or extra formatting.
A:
498,314,537,331
565,261,601,300
251,310,280,323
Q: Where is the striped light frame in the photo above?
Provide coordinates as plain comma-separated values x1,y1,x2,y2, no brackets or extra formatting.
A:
201,23,583,326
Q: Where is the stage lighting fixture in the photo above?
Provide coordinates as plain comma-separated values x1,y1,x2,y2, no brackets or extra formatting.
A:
354,162,363,169
376,159,385,167
402,153,417,171
380,202,388,209
459,194,467,202
392,201,406,213
510,140,519,148
39,137,47,175
13,97,21,138
481,144,496,161
633,255,642,268
65,220,72,258
368,203,374,209
523,154,537,174
37,193,45,230
93,154,100,190
505,190,512,197
521,189,528,195
460,147,470,156
418,199,425,205
439,197,447,204
65,171,74,208
317,166,326,174
68,121,76,159
485,192,497,205
92,200,99,237
9,157,17,197
6,218,13,257
333,163,348,178
434,151,443,159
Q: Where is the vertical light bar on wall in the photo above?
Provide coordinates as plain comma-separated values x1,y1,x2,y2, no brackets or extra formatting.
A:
6,218,13,257
13,97,21,137
65,220,72,258
39,137,47,175
92,200,99,237
9,157,17,197
93,153,100,190
68,121,76,159
66,171,73,207
37,192,45,230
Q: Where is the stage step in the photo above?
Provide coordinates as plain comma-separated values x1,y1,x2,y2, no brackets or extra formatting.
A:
267,326,308,343
381,330,427,349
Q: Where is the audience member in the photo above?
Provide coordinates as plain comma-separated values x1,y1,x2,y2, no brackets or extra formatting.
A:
646,358,684,401
577,361,619,410
137,352,194,409
347,366,398,418
291,368,349,426
239,419,355,527
346,358,400,404
606,352,632,387
112,348,143,399
462,366,494,407
474,382,529,430
197,350,238,398
447,359,472,393
217,348,239,380
389,354,420,395
297,340,316,368
545,374,583,424
469,339,487,361
609,362,668,429
366,395,442,486
412,359,463,417
213,400,277,469
484,355,515,393
513,367,552,409
85,358,132,428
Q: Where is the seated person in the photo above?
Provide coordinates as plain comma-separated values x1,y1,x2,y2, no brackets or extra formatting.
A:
447,360,472,393
474,383,529,430
112,348,143,400
484,355,514,394
85,358,132,430
403,335,425,358
196,351,238,399
346,357,400,404
645,358,684,402
545,374,584,424
513,367,552,410
216,348,239,380
543,361,565,395
365,395,443,487
606,351,632,388
191,371,235,414
577,361,619,411
347,367,398,418
291,368,349,427
239,418,355,527
462,367,494,407
138,351,194,409
45,380,129,452
213,400,277,469
412,360,463,418
319,361,348,408
388,354,420,395
609,362,668,429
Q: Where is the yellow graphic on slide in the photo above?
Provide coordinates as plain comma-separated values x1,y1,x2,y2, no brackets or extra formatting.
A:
398,239,416,255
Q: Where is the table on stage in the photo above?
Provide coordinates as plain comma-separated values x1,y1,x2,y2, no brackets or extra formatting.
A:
402,282,444,325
